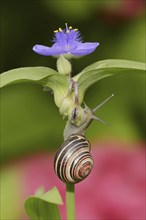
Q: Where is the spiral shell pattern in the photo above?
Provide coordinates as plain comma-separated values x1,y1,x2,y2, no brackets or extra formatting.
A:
54,134,94,184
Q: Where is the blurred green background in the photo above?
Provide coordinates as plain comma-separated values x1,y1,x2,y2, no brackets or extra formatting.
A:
1,0,145,163
0,1,145,220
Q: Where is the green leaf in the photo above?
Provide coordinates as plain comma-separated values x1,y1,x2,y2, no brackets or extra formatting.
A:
24,187,63,220
0,66,69,107
0,66,58,88
73,59,146,103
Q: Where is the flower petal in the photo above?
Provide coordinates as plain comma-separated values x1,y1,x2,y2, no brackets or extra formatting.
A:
70,42,99,56
32,44,65,56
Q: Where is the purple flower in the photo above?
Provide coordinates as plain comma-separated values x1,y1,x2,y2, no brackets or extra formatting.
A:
33,24,99,58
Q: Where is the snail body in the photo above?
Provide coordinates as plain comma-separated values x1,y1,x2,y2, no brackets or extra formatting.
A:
54,134,93,184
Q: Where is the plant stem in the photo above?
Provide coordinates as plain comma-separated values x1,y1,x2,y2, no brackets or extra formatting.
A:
66,183,75,220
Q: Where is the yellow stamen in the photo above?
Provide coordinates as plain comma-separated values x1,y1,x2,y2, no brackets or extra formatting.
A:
74,28,78,31
54,30,58,33
69,26,72,29
59,28,62,32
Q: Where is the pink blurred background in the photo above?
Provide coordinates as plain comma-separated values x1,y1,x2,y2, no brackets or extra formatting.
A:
1,141,145,219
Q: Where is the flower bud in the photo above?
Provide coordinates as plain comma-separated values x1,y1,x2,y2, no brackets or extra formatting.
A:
59,96,74,116
68,104,85,126
57,55,72,75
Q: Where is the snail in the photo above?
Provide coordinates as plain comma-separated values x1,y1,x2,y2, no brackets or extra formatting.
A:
54,94,114,184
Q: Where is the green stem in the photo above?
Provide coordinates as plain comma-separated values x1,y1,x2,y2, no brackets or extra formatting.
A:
66,183,75,220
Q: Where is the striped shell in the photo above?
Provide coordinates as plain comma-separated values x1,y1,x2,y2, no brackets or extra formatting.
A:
54,134,94,184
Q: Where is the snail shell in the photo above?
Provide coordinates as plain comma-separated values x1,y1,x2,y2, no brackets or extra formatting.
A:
54,134,94,184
